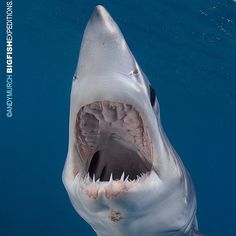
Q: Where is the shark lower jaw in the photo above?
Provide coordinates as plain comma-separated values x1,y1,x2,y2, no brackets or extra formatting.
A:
75,100,154,198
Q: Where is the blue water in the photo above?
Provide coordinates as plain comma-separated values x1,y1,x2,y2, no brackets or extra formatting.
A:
1,0,236,235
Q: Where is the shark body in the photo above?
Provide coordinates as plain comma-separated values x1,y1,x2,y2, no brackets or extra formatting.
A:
63,5,202,236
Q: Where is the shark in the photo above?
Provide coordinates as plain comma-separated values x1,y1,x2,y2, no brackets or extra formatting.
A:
62,5,203,236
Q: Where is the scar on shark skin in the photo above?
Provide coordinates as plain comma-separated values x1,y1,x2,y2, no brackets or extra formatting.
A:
110,210,122,222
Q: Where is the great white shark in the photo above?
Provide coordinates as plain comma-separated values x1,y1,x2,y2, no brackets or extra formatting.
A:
63,5,203,236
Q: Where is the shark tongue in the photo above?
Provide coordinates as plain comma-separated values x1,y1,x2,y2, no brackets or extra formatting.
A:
75,5,139,79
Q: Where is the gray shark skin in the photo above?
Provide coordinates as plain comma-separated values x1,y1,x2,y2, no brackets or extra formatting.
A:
63,5,203,236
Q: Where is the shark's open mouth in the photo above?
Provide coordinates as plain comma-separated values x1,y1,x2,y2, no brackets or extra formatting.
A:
76,101,152,182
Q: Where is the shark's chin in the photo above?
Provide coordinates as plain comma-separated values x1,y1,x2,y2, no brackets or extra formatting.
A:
75,100,153,194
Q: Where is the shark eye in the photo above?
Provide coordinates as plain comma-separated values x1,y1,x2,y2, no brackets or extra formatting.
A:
149,85,156,107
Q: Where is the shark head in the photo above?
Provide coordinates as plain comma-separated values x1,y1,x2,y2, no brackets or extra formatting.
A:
63,5,198,236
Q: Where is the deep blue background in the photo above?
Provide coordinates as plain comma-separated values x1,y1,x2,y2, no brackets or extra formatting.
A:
0,0,236,235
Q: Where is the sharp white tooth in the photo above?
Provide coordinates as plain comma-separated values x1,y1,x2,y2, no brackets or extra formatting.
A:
85,173,90,183
82,175,86,183
125,175,129,182
93,174,96,183
109,173,113,182
120,172,125,181
96,178,100,183
107,175,113,190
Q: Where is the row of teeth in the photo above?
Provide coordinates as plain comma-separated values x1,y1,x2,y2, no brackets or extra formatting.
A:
78,172,149,199
82,172,148,184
